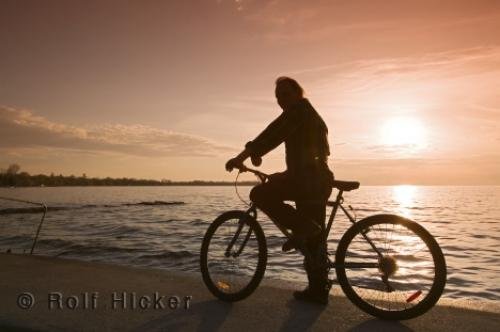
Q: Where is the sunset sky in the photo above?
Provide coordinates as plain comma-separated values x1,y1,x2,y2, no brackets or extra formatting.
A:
1,0,499,184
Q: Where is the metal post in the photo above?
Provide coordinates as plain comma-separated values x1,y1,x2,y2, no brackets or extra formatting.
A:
0,196,48,255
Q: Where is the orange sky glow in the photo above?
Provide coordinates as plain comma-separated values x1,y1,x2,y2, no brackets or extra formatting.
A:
1,0,499,184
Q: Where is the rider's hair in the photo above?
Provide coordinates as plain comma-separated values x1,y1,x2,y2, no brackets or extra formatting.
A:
275,76,304,97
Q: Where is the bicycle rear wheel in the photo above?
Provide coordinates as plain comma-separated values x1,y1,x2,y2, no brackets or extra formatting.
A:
336,214,446,320
200,210,267,302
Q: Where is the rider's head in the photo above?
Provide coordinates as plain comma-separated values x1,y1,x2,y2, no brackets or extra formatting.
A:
275,76,304,110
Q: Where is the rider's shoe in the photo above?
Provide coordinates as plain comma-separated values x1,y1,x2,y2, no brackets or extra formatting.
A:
293,286,329,305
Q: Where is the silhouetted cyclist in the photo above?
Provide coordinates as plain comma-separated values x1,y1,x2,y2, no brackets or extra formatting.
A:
225,76,335,305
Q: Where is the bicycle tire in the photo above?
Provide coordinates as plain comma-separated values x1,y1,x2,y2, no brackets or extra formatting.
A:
336,214,446,320
200,210,267,302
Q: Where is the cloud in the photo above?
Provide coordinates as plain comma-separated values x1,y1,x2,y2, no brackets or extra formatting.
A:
297,46,500,87
0,106,235,157
242,0,500,42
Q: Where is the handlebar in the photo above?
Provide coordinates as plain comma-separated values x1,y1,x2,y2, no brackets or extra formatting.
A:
229,163,268,205
234,164,269,183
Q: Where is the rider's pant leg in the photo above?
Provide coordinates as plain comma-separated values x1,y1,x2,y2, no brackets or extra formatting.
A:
249,168,334,293
300,202,330,292
249,174,300,230
297,170,333,292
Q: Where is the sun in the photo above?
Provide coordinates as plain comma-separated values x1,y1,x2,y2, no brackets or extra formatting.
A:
380,117,427,150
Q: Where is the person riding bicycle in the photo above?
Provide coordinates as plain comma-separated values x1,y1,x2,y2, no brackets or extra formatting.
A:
225,76,335,305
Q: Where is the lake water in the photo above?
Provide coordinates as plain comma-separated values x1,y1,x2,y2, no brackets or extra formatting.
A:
1,185,499,301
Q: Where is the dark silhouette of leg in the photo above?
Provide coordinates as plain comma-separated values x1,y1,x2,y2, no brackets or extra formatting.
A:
249,172,301,230
250,167,334,303
297,201,330,295
249,171,325,235
295,167,334,298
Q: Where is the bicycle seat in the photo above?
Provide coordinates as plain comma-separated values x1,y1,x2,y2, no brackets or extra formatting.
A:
332,180,360,191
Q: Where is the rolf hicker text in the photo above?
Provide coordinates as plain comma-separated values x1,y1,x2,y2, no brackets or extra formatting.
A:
46,292,192,310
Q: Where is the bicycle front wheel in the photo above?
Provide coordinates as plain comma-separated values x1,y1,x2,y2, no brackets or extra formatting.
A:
336,214,446,320
200,210,267,302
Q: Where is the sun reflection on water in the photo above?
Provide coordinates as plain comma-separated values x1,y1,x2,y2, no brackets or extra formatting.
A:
393,185,418,217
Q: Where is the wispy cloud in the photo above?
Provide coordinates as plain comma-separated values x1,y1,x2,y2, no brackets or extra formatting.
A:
0,107,235,157
242,0,500,42
300,46,500,89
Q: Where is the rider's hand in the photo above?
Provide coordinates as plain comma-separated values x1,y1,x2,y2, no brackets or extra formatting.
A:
225,157,244,172
251,155,262,167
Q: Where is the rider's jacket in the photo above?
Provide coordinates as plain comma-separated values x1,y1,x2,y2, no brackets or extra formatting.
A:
245,98,331,176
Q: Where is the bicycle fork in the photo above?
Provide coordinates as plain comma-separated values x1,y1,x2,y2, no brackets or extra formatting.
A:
224,207,259,258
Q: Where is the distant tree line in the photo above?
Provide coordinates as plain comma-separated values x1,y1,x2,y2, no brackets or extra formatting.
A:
0,164,258,187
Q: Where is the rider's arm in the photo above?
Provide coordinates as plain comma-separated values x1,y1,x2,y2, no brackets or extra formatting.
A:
245,106,304,158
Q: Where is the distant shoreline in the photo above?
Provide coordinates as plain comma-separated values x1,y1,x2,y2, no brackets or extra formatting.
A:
0,182,258,188
0,170,258,187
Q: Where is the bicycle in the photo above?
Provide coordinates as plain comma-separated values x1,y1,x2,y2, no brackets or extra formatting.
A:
200,164,446,320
